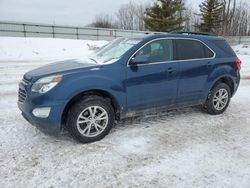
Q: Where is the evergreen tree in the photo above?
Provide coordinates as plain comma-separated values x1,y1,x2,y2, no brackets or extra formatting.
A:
144,0,186,32
197,0,224,33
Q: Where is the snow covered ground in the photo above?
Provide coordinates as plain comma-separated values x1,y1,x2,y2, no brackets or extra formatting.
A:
0,37,107,61
0,37,250,187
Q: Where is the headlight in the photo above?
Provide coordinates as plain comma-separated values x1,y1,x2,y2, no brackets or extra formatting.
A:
31,75,62,93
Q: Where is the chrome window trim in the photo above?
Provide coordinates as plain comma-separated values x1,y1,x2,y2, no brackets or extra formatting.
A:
127,37,216,67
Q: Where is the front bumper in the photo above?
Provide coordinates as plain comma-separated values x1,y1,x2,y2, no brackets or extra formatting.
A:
18,82,66,133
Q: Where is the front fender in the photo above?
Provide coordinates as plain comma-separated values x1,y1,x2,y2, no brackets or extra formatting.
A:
48,65,126,110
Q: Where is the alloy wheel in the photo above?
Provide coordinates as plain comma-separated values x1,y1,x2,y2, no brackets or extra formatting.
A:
76,106,109,137
212,88,229,111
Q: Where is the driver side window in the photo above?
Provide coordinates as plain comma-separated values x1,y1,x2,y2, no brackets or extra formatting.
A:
136,39,173,63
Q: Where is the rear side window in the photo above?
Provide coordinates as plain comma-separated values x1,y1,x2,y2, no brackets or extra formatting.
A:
210,39,236,57
175,39,214,60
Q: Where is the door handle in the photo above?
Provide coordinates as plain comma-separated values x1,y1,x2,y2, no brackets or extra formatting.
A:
207,62,212,68
167,67,174,74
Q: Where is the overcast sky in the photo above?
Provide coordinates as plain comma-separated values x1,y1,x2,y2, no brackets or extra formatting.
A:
0,0,206,27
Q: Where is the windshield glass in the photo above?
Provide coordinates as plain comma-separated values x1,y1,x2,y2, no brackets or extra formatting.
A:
89,37,141,64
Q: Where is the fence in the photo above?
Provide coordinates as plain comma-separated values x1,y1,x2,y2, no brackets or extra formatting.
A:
224,36,250,45
1,21,250,44
0,22,147,41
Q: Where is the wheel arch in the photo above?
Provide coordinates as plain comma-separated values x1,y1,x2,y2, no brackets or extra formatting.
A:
61,89,121,128
209,75,235,97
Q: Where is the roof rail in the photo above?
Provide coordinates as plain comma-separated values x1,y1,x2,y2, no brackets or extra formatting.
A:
170,31,217,36
144,32,163,35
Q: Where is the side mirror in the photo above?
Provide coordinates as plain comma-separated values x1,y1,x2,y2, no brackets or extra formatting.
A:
130,54,150,65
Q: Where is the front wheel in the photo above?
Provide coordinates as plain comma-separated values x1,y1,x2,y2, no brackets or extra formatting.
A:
67,96,115,143
202,83,231,115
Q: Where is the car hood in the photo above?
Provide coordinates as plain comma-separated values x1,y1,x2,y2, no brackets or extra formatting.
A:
24,59,98,81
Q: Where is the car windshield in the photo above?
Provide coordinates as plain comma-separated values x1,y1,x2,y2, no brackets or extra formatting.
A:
89,37,141,64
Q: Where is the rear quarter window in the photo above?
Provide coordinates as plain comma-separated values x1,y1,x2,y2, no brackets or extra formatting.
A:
210,39,236,57
175,39,214,60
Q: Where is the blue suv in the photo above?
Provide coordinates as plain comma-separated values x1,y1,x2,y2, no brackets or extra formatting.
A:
18,32,241,143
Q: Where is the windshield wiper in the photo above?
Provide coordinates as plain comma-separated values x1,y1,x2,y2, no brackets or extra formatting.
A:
89,58,98,64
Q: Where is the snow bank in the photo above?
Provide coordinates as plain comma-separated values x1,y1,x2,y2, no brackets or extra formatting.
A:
0,37,107,61
232,44,250,56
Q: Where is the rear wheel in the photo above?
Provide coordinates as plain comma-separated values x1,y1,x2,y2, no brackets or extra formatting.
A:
202,83,231,115
67,96,115,143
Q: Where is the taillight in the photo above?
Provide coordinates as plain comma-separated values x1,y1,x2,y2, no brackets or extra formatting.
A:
235,59,241,70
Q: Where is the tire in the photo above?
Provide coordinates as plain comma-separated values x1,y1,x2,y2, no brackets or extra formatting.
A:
66,96,115,143
202,83,231,115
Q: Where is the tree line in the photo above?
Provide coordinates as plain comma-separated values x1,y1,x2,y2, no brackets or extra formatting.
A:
87,0,250,36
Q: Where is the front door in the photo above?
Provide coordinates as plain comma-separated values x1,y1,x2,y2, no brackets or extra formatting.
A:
126,39,180,111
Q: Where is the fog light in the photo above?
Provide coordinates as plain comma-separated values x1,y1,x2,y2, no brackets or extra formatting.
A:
32,107,51,118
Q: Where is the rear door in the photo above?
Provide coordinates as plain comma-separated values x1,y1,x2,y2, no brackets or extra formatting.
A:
174,39,215,105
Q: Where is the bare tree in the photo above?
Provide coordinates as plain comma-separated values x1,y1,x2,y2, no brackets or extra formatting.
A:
221,0,236,35
135,3,148,30
183,6,200,31
116,1,149,30
88,14,116,28
86,1,148,30
231,2,249,36
221,0,250,36
116,2,135,30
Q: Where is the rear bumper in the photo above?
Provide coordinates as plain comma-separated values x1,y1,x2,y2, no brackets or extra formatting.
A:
232,72,240,97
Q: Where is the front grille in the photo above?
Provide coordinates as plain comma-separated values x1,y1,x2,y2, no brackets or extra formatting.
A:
18,88,27,103
22,77,31,85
